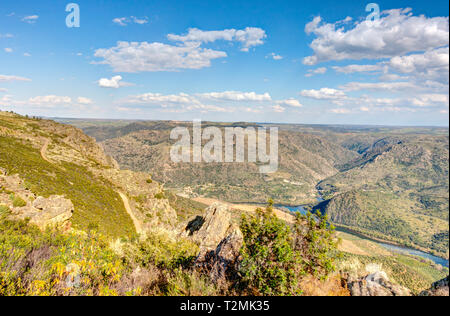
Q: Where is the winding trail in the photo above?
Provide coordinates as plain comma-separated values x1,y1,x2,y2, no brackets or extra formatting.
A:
40,139,51,163
40,137,144,236
118,191,144,236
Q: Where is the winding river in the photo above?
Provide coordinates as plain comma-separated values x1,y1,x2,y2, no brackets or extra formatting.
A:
278,201,449,268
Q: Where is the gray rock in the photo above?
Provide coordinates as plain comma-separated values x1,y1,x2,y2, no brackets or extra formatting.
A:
189,203,233,251
16,195,74,230
348,271,411,296
186,203,244,283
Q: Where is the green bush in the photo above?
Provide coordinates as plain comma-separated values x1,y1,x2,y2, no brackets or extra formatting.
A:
238,200,339,296
293,211,339,279
239,200,303,295
0,205,10,216
11,194,27,207
154,192,165,200
123,232,199,269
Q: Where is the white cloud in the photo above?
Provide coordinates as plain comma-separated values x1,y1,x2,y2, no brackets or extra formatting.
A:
94,41,227,72
387,47,449,83
330,108,351,114
22,15,39,24
113,16,149,26
267,53,283,60
300,88,347,100
272,105,285,113
1,94,95,110
4,48,13,53
305,67,327,77
198,91,271,102
333,64,381,74
131,16,149,24
277,99,302,107
0,88,7,92
98,75,133,89
113,17,128,26
0,33,13,38
23,53,31,57
168,27,267,51
168,28,236,43
94,27,267,72
77,97,93,105
123,92,197,105
410,94,449,107
28,95,72,107
339,81,417,92
118,90,275,114
0,75,31,82
303,9,449,65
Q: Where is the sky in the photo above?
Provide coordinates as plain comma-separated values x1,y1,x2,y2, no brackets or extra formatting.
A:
0,0,449,126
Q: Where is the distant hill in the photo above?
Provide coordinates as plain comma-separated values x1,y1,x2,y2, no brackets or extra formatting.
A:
73,119,449,257
319,135,449,257
78,120,357,204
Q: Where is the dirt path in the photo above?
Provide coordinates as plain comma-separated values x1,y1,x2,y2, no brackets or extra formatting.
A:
40,139,52,163
39,137,144,236
118,191,145,236
193,197,295,223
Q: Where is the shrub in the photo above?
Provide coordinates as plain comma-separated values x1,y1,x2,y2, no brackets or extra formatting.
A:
238,200,339,295
11,194,27,207
239,201,303,295
123,232,199,270
154,192,165,200
0,205,10,216
293,211,339,279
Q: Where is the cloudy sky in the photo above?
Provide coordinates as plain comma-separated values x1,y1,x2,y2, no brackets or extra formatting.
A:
0,0,448,126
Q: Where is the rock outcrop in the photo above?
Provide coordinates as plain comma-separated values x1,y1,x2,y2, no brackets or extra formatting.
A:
15,195,74,230
1,172,73,230
347,271,411,296
185,203,243,283
188,203,235,251
420,276,449,296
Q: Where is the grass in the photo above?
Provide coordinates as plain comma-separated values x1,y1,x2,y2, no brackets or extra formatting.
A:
0,135,135,238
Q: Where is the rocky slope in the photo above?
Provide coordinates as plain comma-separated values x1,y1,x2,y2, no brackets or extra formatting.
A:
0,111,178,238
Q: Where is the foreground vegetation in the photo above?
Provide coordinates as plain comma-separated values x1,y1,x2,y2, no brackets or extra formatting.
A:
0,202,342,296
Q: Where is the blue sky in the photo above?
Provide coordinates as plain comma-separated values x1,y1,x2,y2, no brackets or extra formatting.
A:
0,0,449,126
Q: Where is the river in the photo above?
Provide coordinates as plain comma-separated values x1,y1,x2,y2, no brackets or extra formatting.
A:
278,202,449,268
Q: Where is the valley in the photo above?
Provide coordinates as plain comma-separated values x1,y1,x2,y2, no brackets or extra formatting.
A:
59,118,449,259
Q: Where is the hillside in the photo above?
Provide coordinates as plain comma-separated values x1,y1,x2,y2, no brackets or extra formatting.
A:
319,135,449,257
78,121,357,204
0,111,178,238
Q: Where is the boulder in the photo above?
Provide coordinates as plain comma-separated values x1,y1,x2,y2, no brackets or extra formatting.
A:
210,228,244,281
16,195,74,230
188,203,233,251
420,276,449,296
185,203,244,283
348,271,411,296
